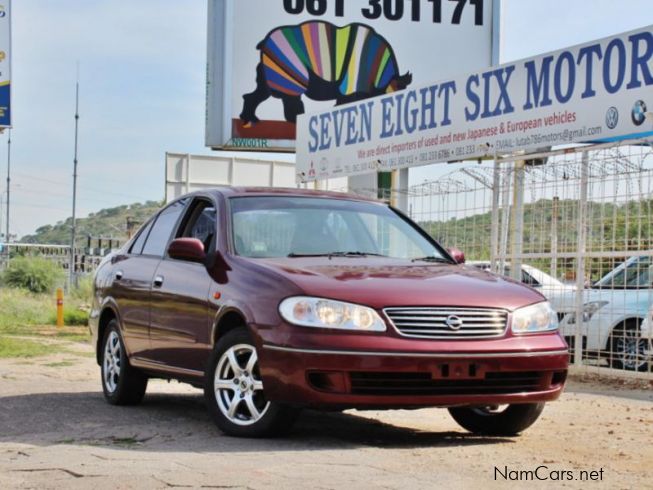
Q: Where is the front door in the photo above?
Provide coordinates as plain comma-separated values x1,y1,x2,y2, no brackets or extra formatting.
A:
149,198,217,373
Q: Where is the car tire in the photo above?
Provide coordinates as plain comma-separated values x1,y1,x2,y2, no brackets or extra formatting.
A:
100,320,148,405
448,403,545,436
609,321,649,372
204,327,300,438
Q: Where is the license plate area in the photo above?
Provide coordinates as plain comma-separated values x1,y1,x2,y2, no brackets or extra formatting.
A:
432,362,487,379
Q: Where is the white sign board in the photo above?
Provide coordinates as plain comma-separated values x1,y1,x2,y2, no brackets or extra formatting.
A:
206,0,496,151
0,0,11,127
297,25,653,182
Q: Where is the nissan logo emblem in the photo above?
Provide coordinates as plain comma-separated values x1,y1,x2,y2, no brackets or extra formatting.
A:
445,315,463,330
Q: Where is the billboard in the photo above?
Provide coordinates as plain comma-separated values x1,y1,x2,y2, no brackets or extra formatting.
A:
0,0,10,127
206,0,496,151
296,25,653,182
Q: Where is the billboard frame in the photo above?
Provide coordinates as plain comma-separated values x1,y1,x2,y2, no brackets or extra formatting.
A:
206,0,501,154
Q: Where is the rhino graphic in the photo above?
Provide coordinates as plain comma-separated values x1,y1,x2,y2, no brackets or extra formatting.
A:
240,21,412,126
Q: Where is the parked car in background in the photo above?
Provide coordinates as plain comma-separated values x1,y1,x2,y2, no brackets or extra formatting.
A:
558,255,653,371
90,188,568,437
469,261,575,303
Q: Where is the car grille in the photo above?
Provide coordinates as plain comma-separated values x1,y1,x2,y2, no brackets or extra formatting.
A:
384,307,508,339
349,371,543,396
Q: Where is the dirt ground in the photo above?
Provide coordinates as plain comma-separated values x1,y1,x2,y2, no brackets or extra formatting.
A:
0,340,651,489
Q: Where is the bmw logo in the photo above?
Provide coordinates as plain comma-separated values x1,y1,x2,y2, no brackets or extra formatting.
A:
632,100,647,126
605,107,619,129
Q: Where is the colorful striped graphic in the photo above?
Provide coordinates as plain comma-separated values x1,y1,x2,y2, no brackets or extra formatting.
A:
260,22,397,97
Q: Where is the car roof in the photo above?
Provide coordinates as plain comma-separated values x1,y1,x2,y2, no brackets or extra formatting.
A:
178,186,383,203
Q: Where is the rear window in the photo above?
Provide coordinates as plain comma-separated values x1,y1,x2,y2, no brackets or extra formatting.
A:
142,200,187,257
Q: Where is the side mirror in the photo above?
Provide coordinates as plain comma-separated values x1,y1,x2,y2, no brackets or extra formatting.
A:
447,247,466,264
168,238,206,262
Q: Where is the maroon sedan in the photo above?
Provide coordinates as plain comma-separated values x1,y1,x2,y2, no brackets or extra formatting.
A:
90,188,568,437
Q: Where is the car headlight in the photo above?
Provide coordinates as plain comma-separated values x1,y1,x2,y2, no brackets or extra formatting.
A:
279,296,386,332
566,301,609,325
512,301,559,334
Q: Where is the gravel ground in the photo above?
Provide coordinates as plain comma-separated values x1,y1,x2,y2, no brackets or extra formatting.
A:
0,341,651,489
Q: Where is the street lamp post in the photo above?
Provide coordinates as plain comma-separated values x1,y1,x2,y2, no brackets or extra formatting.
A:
4,129,10,251
69,75,80,289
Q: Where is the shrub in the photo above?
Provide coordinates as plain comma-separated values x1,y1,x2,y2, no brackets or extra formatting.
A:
63,309,89,326
48,308,88,326
71,275,94,304
1,257,65,294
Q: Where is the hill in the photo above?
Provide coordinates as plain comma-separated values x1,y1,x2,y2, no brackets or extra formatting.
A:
20,200,163,246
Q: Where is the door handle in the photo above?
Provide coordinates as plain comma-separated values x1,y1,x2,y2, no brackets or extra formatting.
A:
153,275,164,288
115,270,123,281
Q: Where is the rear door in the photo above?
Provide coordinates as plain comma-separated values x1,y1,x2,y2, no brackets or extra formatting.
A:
110,218,158,359
149,197,216,373
115,199,188,361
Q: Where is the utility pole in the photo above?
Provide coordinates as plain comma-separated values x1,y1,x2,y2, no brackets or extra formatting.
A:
5,128,10,249
69,70,80,289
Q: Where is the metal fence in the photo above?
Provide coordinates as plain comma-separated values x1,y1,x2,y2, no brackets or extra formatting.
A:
0,240,120,277
362,140,653,378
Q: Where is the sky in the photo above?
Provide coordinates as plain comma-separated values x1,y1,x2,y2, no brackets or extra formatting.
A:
1,0,653,239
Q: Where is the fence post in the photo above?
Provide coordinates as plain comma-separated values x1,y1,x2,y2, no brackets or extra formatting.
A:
490,160,501,269
573,151,589,366
510,161,525,281
551,196,559,279
498,166,511,274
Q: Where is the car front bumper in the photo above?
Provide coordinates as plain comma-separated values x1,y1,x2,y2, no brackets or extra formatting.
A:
256,327,569,409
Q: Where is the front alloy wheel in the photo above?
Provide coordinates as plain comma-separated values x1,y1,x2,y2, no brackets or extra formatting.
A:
214,344,270,425
204,328,300,437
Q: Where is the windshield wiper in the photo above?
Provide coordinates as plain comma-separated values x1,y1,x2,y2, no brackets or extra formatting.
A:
287,251,386,258
411,256,452,263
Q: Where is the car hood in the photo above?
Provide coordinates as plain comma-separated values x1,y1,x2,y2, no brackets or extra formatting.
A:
252,257,545,311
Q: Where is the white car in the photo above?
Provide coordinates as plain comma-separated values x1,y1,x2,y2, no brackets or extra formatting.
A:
558,256,653,371
470,259,652,371
468,262,575,312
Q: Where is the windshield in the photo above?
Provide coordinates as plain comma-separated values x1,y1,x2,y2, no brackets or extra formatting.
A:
230,196,449,261
593,256,653,289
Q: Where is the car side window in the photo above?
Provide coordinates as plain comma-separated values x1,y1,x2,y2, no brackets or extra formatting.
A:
521,270,541,287
178,199,217,252
142,199,187,257
129,219,154,255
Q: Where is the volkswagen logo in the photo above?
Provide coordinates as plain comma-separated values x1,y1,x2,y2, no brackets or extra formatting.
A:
605,106,619,129
445,315,463,331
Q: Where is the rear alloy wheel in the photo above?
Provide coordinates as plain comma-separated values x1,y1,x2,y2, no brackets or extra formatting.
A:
100,320,148,405
448,403,545,436
204,328,299,437
610,325,650,372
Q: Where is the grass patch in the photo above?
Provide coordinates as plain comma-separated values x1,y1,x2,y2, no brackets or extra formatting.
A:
0,288,53,333
48,308,89,327
0,337,57,358
0,287,90,335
